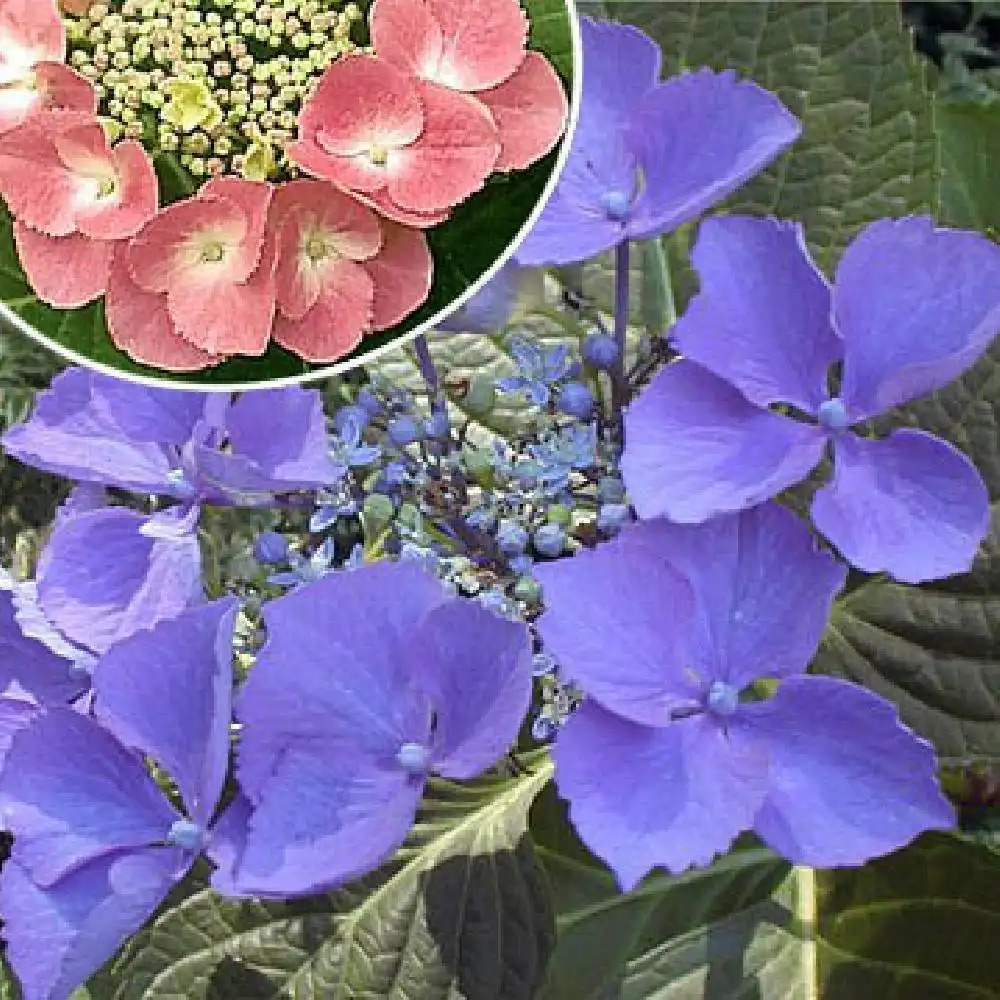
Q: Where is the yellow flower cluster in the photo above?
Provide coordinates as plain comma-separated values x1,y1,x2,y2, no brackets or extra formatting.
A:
65,0,367,181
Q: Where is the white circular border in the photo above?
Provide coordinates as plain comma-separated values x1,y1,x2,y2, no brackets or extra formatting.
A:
0,1,584,394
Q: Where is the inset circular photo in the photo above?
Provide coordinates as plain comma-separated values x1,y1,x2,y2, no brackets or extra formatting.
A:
0,0,579,387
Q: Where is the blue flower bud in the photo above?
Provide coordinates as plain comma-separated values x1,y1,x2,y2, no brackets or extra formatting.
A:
582,332,620,370
388,415,423,447
532,651,557,677
557,382,595,419
600,188,631,222
357,388,382,416
253,531,288,565
334,404,369,436
533,522,566,558
597,503,630,535
424,407,450,439
531,713,557,742
496,519,529,557
597,476,626,505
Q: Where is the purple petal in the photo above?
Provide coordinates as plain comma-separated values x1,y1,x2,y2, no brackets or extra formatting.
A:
0,708,179,887
578,16,662,122
836,217,1000,417
738,675,954,867
1,368,177,494
811,430,990,583
514,18,659,267
236,563,448,797
625,71,801,241
412,600,532,778
2,848,186,1000
0,584,86,703
224,386,336,490
35,507,203,656
227,747,420,897
88,372,214,445
436,261,522,333
622,361,827,522
534,528,697,725
554,702,768,890
94,600,237,829
628,507,846,690
673,217,839,411
0,693,41,771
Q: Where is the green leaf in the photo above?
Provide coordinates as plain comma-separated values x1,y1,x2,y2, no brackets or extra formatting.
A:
581,0,939,270
541,834,1000,999
813,337,1000,765
107,760,554,999
937,100,1000,232
525,0,577,80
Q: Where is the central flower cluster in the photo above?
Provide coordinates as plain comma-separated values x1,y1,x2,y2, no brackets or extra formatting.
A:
64,0,366,181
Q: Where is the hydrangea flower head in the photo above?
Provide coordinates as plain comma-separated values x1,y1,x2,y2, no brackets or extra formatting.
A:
371,0,568,172
0,600,238,1000
215,561,532,897
535,504,954,889
121,176,276,362
0,110,157,308
288,53,500,225
516,16,801,266
2,368,337,505
623,216,1000,582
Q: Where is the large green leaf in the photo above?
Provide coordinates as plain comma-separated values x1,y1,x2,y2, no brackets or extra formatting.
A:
937,99,1000,232
813,338,1000,765
581,0,939,271
105,761,554,999
541,834,1000,999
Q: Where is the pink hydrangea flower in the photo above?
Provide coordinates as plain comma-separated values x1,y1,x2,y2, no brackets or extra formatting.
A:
0,110,157,307
371,0,568,171
270,179,433,362
124,176,277,358
287,53,501,224
0,0,94,135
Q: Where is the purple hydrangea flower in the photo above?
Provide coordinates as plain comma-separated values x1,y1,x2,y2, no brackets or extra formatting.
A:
436,260,523,334
623,216,1000,583
0,600,238,1000
516,17,801,267
535,504,954,889
2,368,337,506
213,562,532,898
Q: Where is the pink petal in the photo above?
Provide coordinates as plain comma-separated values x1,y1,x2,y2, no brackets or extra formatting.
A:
425,0,528,90
127,197,248,293
0,0,66,81
0,84,40,136
0,111,90,236
363,221,433,330
370,0,445,83
76,140,158,241
169,236,277,356
274,258,373,363
272,178,382,320
387,81,500,212
349,187,451,229
294,55,423,194
33,62,98,114
13,221,111,307
477,51,568,171
105,248,222,372
199,176,272,257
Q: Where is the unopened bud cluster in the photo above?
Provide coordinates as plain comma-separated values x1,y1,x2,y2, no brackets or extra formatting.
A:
65,0,366,182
